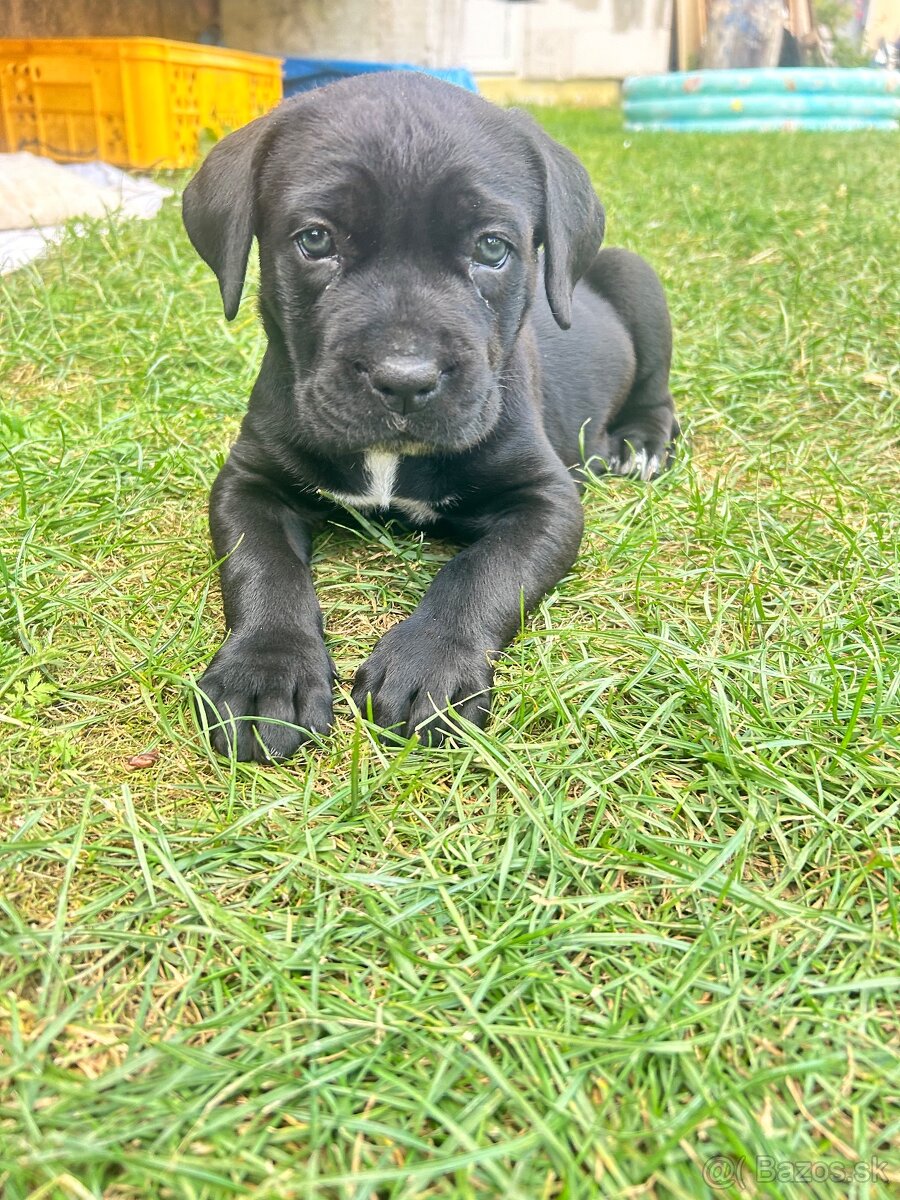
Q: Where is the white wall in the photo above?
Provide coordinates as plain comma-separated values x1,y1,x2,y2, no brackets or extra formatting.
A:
526,0,672,77
220,0,463,65
221,0,672,79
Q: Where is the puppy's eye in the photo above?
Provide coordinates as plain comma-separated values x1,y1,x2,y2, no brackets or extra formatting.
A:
295,226,336,259
473,234,510,268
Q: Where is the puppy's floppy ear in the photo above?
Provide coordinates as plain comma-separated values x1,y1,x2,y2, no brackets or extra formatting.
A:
512,112,605,330
182,113,273,320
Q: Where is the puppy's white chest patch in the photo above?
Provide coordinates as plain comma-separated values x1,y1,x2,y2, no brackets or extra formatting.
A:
323,450,446,524
338,449,398,509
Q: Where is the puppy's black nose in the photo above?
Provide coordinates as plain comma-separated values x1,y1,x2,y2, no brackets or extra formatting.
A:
368,355,442,414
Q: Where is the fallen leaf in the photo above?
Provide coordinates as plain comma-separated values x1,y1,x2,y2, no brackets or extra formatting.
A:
126,749,160,770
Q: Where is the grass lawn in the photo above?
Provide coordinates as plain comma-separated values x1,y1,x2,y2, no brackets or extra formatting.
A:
1,107,899,1198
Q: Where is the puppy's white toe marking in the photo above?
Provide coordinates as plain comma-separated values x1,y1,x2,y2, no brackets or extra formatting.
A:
610,447,646,477
608,446,659,480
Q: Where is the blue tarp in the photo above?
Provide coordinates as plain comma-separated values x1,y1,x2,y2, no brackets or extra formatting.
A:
282,57,478,97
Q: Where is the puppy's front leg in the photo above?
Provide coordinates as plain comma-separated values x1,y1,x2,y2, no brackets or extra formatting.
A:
196,458,334,762
353,463,584,742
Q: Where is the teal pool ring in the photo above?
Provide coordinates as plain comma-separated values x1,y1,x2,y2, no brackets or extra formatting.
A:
624,68,900,98
625,117,898,132
626,94,900,121
623,69,900,132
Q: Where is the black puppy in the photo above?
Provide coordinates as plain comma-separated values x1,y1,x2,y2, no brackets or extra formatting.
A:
182,72,677,762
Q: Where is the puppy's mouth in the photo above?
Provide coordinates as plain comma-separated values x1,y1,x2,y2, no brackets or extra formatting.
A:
368,416,457,450
297,376,500,457
369,431,432,454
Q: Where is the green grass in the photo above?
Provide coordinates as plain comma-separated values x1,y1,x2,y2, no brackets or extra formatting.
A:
1,107,899,1198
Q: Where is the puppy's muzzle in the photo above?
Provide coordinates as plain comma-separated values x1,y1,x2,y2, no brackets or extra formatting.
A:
358,354,454,416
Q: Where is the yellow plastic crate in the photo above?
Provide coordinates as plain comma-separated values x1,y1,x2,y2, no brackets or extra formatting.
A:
0,37,282,169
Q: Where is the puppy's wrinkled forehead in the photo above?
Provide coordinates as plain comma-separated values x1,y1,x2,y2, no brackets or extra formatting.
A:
183,70,604,328
255,76,540,239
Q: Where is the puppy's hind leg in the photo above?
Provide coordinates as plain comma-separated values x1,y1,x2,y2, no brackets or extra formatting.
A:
605,369,679,481
585,247,679,481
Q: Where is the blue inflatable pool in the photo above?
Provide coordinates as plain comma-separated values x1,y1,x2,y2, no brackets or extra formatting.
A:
623,68,900,132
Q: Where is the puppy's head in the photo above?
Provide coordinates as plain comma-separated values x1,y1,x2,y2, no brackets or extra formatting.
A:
183,73,604,456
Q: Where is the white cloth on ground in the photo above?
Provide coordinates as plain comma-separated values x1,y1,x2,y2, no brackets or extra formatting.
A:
0,152,172,274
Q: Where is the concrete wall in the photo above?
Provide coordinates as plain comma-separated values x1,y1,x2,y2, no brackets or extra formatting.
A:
220,0,463,65
1,0,220,42
221,0,672,79
518,0,672,78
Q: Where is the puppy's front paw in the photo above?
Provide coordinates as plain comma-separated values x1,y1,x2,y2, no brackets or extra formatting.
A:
196,635,334,762
352,618,494,744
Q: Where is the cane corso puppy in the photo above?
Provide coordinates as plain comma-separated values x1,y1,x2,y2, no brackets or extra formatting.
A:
182,72,678,761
